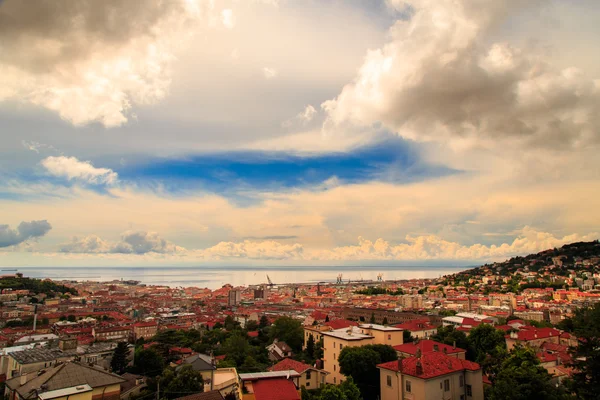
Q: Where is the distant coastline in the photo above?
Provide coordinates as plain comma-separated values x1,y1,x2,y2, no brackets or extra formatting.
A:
8,265,469,289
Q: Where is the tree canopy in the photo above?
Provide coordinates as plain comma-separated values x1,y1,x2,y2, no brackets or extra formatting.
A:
110,342,129,374
269,316,304,353
338,344,396,400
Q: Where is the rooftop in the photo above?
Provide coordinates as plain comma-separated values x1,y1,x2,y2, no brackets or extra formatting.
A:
252,378,300,400
359,323,403,332
321,326,373,341
9,348,66,364
378,352,480,379
38,384,92,400
239,370,300,381
393,340,466,355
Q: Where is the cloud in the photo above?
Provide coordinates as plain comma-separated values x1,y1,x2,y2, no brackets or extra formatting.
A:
282,105,317,128
0,220,52,248
60,231,184,254
262,67,278,79
221,9,235,29
314,226,599,261
0,0,210,127
41,156,118,185
201,239,304,260
322,0,600,150
22,140,57,154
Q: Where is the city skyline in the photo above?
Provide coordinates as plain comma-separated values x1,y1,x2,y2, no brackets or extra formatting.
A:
1,0,599,267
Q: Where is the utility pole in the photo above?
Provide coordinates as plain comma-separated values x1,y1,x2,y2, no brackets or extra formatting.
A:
156,376,160,400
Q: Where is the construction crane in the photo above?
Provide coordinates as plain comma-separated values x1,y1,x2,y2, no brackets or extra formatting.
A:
266,275,275,287
336,273,343,284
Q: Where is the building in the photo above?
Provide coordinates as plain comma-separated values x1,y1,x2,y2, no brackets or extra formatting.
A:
92,326,131,342
266,340,293,362
378,352,484,400
5,362,125,400
269,358,328,390
342,308,442,326
505,327,561,351
239,371,300,400
228,290,241,307
177,354,216,389
393,340,467,360
6,348,75,379
132,322,158,341
174,392,224,400
322,324,403,385
394,319,437,339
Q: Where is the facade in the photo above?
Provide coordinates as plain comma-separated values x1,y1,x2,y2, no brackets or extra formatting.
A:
6,348,75,379
132,322,158,341
228,290,241,307
378,352,484,400
342,308,442,326
505,327,561,351
92,327,131,342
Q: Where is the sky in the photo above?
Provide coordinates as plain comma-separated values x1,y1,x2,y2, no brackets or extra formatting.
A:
0,0,599,267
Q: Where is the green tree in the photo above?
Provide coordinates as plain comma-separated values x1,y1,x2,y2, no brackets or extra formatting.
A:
239,355,262,373
431,325,469,351
110,342,129,374
269,316,304,353
223,331,250,366
369,313,376,324
135,348,165,376
162,365,203,399
565,302,600,398
487,346,566,400
338,345,396,400
381,317,388,325
339,377,362,400
259,315,270,329
314,338,324,360
41,317,49,325
402,330,413,343
466,324,506,364
245,320,259,332
67,314,76,322
306,334,315,360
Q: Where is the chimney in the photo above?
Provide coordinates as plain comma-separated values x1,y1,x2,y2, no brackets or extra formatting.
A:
453,340,456,349
443,347,447,354
415,360,423,375
416,348,422,358
433,344,439,352
397,355,403,372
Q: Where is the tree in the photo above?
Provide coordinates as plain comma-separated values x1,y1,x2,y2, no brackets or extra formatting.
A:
41,317,49,325
245,320,259,332
239,355,262,373
306,334,315,359
67,314,76,322
402,330,413,343
338,345,396,400
431,325,469,351
565,302,600,398
223,331,250,366
259,315,269,329
269,316,304,353
135,348,165,376
487,346,567,400
320,385,346,400
161,365,203,399
110,342,129,374
381,317,388,325
466,324,506,364
338,377,362,400
369,313,376,324
325,315,330,322
314,338,324,360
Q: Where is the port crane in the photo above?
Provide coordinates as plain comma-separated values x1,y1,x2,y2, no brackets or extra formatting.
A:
266,275,275,287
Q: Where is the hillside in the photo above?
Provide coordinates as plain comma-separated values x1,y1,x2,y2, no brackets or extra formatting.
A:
0,276,78,297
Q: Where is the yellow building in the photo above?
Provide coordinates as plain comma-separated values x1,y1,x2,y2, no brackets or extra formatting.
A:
322,324,403,385
378,352,484,400
269,358,328,390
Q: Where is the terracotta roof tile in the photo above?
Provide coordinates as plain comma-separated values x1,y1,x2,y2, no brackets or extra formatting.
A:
378,352,480,379
252,378,299,400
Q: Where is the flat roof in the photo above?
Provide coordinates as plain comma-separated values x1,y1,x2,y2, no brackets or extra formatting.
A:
239,370,300,381
322,326,373,341
38,384,92,400
359,324,403,332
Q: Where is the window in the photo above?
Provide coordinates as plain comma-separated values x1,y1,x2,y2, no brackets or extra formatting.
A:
340,344,343,349
466,385,472,397
444,379,450,391
387,375,392,387
306,382,310,387
459,375,464,387
334,365,336,371
388,334,391,340
405,380,412,393
306,370,311,380
334,377,337,384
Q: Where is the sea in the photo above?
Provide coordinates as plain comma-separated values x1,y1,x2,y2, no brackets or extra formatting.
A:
5,266,470,289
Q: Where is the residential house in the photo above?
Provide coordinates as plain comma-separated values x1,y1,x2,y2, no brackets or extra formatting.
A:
6,348,75,379
266,340,293,362
174,392,224,400
239,371,300,400
132,322,158,341
269,358,328,390
394,340,467,360
378,352,484,400
177,354,216,389
5,362,125,400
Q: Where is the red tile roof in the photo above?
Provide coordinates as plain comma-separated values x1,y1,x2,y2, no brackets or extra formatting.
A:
252,378,300,400
393,340,466,356
394,319,436,332
378,352,480,379
268,358,312,374
506,327,561,342
324,319,358,330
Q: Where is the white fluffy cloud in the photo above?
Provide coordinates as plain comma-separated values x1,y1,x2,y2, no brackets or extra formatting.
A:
322,0,600,150
41,156,118,185
262,67,278,79
0,0,212,127
314,227,598,261
201,240,304,260
0,220,52,248
60,231,184,254
282,105,317,128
